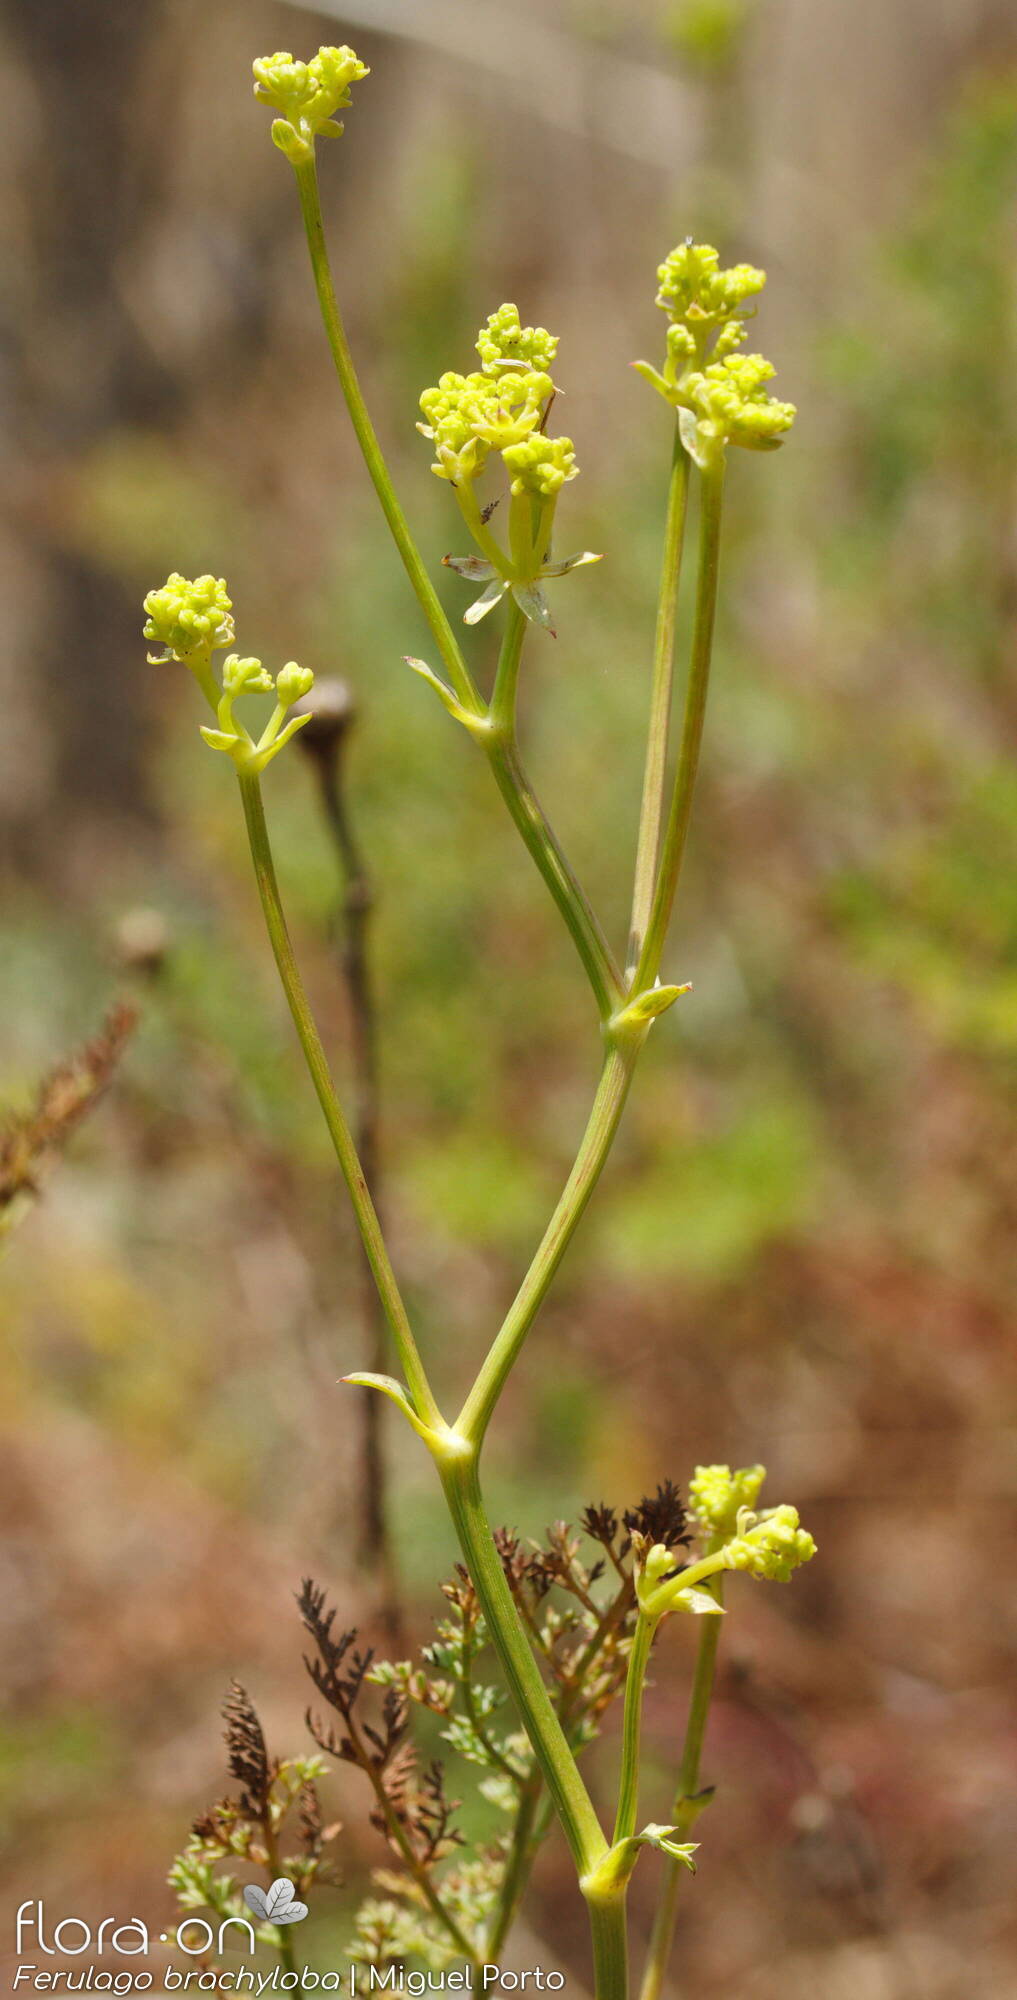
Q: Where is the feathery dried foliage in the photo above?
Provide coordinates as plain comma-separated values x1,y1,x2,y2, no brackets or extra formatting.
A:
0,1003,137,1232
168,1681,340,1958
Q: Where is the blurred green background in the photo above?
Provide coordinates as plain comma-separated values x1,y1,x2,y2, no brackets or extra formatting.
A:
3,1,1017,1995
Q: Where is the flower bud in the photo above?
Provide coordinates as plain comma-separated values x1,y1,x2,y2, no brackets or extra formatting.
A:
722,1503,816,1582
275,661,315,707
476,304,559,378
253,44,369,162
221,654,274,697
689,1463,766,1539
502,433,577,497
142,574,234,662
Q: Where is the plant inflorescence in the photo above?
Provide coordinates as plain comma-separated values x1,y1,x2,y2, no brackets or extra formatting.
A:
152,43,809,2000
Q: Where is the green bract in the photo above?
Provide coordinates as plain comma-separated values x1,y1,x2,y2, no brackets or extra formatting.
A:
143,573,234,662
635,240,795,464
253,45,369,164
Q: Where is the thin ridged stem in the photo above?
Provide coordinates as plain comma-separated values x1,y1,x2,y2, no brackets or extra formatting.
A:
236,769,440,1429
438,1448,607,1877
613,1613,656,1845
627,422,691,974
487,601,625,1020
292,157,622,1019
293,158,482,717
635,459,726,992
638,1586,724,2000
456,1040,638,1448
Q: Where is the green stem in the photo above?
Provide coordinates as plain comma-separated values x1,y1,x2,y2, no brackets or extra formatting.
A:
485,601,625,1019
585,1888,629,2000
294,156,622,1021
438,1446,608,1879
489,597,527,730
484,1771,544,1962
486,737,625,1018
638,1585,724,2000
441,1444,629,1997
236,769,440,1430
454,476,512,574
455,1039,638,1448
613,1612,656,1845
627,422,690,976
293,157,482,717
634,458,726,993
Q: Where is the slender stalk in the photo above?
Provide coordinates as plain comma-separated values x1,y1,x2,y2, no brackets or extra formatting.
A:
293,158,482,717
236,769,441,1430
638,1586,724,2000
613,1613,656,1845
305,717,402,1637
486,739,625,1018
438,1447,608,1879
627,422,690,975
489,596,527,729
455,1039,638,1448
484,1770,544,1962
634,459,726,993
293,157,622,1018
487,602,625,1020
454,476,513,575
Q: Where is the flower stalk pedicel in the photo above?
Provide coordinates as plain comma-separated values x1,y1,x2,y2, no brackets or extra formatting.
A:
147,45,809,2000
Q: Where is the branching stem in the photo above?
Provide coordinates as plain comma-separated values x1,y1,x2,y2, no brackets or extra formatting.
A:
292,157,622,1021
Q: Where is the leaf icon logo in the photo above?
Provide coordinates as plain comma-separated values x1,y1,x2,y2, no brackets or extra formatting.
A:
243,1879,309,1925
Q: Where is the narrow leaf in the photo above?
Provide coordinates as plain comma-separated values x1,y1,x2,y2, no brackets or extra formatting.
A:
403,657,479,731
540,550,603,578
625,982,692,1025
343,1371,437,1446
678,406,715,472
510,580,555,633
198,726,241,754
442,554,497,581
464,579,508,625
673,1586,726,1617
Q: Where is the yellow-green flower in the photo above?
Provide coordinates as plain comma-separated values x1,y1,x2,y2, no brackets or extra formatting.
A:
253,45,369,164
143,574,234,662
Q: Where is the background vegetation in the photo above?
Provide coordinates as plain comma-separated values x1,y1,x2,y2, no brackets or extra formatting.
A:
3,2,1017,1994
